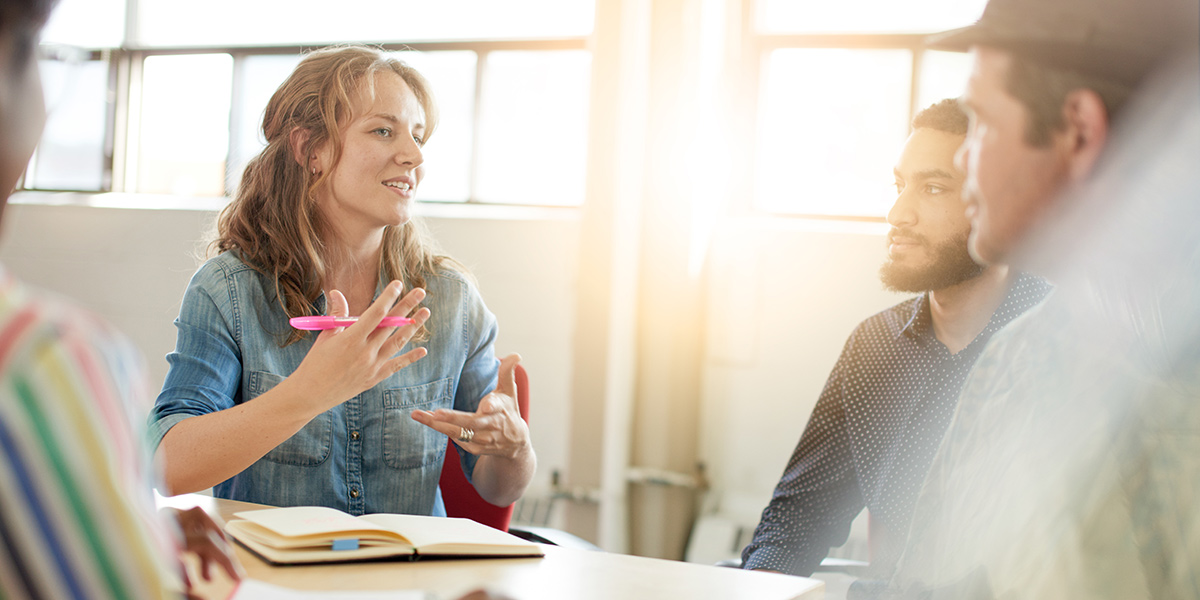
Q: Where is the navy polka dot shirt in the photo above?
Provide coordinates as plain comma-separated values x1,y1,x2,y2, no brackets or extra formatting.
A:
741,273,1051,577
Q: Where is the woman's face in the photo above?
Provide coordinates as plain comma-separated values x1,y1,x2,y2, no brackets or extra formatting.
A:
0,33,47,202
314,70,426,238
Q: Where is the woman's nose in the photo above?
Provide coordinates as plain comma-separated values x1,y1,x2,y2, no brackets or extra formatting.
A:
396,137,424,168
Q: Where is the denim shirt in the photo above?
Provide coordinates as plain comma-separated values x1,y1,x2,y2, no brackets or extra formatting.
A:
149,251,499,516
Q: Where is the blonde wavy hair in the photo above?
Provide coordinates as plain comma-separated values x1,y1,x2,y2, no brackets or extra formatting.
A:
213,45,464,346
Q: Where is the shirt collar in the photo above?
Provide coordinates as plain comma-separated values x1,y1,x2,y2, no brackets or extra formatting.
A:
899,292,934,340
896,272,1052,342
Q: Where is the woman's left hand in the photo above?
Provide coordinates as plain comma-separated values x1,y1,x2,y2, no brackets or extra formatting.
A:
411,354,530,460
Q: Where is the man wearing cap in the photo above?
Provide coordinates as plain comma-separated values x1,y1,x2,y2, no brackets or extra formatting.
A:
848,0,1199,598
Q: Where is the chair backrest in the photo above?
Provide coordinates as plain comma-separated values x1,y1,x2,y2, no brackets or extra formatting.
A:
438,362,530,531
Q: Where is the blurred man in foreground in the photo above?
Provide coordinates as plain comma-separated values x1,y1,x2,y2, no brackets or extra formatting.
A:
852,0,1199,598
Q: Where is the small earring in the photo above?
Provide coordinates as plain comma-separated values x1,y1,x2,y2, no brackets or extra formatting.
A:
311,167,317,175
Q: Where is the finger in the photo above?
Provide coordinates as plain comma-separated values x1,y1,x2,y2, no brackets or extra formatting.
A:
370,288,426,342
327,289,349,318
356,280,404,329
210,547,244,580
476,391,516,415
410,409,480,436
375,306,430,352
494,354,521,401
382,346,428,377
388,287,426,318
427,421,487,452
189,507,228,541
409,412,460,440
317,289,351,338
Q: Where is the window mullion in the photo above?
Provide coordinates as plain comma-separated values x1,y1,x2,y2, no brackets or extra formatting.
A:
909,47,923,122
111,49,140,193
468,50,488,204
227,52,248,197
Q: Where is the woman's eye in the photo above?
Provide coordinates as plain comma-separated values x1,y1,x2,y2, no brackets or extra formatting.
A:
374,128,392,138
412,133,425,146
894,182,905,194
926,185,947,195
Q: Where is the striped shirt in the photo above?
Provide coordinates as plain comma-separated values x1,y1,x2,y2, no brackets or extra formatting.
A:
0,267,179,599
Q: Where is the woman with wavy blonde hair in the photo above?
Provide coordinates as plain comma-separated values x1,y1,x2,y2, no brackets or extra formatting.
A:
149,45,535,517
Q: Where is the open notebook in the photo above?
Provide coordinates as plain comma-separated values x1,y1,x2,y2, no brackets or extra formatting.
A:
225,506,544,565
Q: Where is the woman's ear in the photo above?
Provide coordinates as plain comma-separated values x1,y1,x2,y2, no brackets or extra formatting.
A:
288,127,320,174
1059,88,1110,182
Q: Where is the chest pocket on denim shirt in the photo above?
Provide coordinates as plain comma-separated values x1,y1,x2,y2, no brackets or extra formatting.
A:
382,377,454,470
250,371,333,466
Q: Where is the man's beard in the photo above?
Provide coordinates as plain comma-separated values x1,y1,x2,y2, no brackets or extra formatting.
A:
880,231,985,293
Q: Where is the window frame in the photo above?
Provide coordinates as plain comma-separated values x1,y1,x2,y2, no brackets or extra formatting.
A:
23,37,589,208
740,6,958,222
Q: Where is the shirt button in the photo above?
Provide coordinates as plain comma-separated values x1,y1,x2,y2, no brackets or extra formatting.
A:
350,488,360,498
351,431,360,440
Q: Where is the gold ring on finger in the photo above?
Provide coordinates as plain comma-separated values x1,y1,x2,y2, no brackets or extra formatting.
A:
457,427,475,444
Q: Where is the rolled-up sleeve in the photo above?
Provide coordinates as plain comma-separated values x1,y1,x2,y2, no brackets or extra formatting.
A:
148,264,243,450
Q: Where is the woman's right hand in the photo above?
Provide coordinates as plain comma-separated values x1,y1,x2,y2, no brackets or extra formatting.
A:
289,280,430,416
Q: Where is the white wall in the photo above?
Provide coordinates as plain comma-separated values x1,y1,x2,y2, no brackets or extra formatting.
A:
699,218,903,558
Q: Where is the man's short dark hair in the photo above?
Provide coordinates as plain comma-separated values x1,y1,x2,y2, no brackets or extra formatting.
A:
912,98,968,136
1004,55,1135,147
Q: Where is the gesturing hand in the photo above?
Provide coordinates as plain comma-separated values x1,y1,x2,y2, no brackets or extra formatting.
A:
411,354,530,460
290,281,431,417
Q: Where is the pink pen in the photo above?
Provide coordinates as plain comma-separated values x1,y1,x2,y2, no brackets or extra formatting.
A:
289,316,416,330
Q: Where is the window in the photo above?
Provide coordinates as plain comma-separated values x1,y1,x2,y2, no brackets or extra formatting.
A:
131,1,595,47
475,50,591,206
27,49,109,191
24,1,595,207
392,51,476,203
749,0,985,217
756,0,986,35
40,0,125,48
755,49,912,217
134,54,233,197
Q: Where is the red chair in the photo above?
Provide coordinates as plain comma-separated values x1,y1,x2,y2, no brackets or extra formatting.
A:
439,363,530,532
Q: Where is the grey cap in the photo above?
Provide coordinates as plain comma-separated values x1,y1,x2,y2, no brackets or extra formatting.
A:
927,0,1199,87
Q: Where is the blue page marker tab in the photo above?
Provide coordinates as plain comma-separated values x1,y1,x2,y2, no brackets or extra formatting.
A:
331,538,360,551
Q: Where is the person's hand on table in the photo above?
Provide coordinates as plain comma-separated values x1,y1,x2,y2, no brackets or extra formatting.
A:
411,353,530,459
168,506,244,597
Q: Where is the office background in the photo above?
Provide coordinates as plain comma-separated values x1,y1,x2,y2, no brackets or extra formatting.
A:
2,0,984,563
